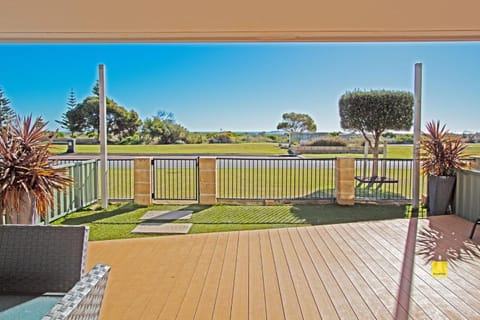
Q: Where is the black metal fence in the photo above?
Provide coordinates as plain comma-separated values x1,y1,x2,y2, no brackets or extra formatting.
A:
217,157,336,200
152,157,199,200
354,158,426,201
107,159,134,200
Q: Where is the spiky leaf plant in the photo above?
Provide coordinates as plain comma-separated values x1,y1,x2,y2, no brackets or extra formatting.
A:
0,116,72,222
420,120,469,176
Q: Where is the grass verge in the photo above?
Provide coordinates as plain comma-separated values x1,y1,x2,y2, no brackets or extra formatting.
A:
58,143,288,155
53,202,414,241
54,143,480,158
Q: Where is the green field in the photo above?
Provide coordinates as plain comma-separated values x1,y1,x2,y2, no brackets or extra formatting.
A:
58,143,288,155
54,202,415,241
53,142,480,158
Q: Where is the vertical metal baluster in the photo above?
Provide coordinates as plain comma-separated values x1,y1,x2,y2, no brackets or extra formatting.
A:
184,159,186,200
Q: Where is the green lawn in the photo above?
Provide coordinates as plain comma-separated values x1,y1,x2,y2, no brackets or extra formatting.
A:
53,202,418,241
60,143,288,155
54,143,480,158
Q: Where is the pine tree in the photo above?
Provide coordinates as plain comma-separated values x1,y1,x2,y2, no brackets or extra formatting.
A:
67,88,77,109
56,89,79,135
0,88,15,127
92,81,99,96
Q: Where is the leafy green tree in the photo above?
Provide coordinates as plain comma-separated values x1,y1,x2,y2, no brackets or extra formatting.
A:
0,88,15,127
75,96,141,140
276,112,317,133
57,84,141,140
339,89,413,175
142,112,188,144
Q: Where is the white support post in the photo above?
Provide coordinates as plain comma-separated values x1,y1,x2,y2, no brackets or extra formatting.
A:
412,63,422,211
99,65,108,209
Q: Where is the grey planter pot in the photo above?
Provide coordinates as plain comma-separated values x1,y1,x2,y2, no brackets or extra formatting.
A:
428,175,456,215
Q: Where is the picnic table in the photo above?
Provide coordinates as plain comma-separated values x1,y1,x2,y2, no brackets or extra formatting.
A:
355,176,399,188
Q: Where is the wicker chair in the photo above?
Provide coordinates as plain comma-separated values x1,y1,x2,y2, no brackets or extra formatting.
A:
0,225,110,320
43,263,111,320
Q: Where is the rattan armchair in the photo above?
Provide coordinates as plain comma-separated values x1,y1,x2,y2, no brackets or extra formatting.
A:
0,225,110,320
43,263,111,320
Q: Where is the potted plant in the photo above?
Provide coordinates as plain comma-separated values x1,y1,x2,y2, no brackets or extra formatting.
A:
420,120,469,215
0,116,72,224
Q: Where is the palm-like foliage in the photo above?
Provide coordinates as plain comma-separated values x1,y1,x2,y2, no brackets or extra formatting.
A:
420,120,468,176
0,116,72,219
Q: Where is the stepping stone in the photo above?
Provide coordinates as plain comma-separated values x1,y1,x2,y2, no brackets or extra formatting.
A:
141,210,193,221
131,223,192,234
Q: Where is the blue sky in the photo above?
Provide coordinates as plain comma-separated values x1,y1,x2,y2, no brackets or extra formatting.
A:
0,42,479,133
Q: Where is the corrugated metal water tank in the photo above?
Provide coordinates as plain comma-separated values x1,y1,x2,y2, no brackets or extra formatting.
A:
455,169,480,222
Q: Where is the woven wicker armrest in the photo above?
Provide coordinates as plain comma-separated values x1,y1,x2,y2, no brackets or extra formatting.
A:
43,263,111,320
0,225,89,294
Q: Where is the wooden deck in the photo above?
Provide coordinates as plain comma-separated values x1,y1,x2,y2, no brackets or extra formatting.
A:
86,215,480,319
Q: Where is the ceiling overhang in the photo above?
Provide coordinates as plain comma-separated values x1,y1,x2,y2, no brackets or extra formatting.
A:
2,0,480,42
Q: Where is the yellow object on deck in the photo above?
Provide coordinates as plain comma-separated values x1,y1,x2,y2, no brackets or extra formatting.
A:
432,261,448,278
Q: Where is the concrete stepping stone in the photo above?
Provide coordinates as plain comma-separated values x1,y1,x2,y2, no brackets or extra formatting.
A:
141,210,193,221
131,223,192,234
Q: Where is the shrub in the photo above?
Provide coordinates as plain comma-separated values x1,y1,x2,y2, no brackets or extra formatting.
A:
304,137,347,147
185,133,203,144
392,134,414,144
119,133,144,145
208,133,233,144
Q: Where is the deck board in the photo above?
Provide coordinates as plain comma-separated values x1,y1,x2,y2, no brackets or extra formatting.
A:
320,225,393,319
346,221,451,319
156,234,210,319
363,221,479,320
330,223,426,320
176,234,220,319
308,227,374,319
212,232,238,320
288,228,339,320
278,228,321,319
356,221,466,320
297,227,357,319
269,229,303,320
231,231,249,320
248,231,266,320
86,215,480,320
194,233,229,320
259,231,285,320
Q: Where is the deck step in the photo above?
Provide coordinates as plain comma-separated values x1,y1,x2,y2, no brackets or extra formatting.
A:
140,210,193,221
131,223,192,234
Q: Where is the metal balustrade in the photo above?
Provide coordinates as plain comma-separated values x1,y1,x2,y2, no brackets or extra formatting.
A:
152,157,199,200
354,158,427,201
217,157,336,200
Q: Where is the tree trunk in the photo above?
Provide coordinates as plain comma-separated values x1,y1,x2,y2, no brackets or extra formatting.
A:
372,137,380,177
5,191,39,224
